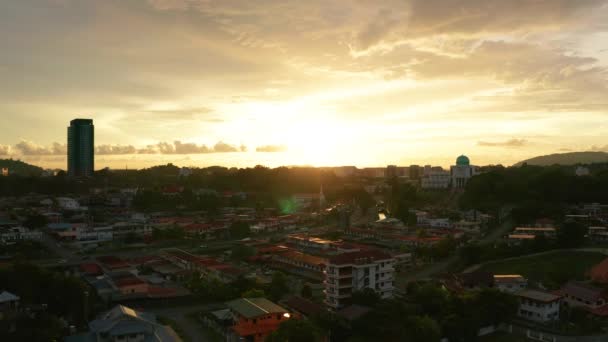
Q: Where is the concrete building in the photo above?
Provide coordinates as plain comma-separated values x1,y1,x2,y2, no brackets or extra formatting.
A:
421,169,451,189
324,250,395,309
494,275,528,293
450,155,476,189
68,118,94,177
560,281,607,309
516,289,561,323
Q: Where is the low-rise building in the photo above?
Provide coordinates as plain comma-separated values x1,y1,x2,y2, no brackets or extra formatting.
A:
225,297,292,342
560,281,607,309
516,289,561,323
65,304,181,342
513,227,557,238
494,275,527,293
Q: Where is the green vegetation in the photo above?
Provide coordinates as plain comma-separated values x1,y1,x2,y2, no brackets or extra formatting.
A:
0,159,43,176
267,319,323,342
0,262,97,341
480,332,530,342
0,240,55,260
460,164,608,222
478,251,605,289
516,152,608,166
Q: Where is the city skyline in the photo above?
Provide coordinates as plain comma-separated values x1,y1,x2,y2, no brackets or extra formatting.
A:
1,0,608,169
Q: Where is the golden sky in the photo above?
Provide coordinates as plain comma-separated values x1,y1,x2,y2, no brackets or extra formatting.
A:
1,0,607,169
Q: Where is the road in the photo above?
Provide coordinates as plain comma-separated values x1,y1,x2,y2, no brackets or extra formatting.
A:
396,218,515,286
148,304,220,342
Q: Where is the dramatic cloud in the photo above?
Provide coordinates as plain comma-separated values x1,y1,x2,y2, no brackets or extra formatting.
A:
96,145,137,155
478,139,528,148
14,141,66,155
0,0,607,168
256,145,287,153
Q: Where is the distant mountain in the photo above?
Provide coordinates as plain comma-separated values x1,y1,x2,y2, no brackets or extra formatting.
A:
0,159,44,176
515,152,608,166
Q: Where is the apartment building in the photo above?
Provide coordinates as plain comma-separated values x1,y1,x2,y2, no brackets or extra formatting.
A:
324,250,395,309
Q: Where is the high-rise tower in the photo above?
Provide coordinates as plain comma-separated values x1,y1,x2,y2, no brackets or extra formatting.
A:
67,118,94,177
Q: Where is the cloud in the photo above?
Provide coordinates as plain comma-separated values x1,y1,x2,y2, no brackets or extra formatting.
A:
96,144,137,155
477,139,528,148
256,145,287,152
14,141,66,155
0,145,11,155
138,141,243,154
590,145,608,152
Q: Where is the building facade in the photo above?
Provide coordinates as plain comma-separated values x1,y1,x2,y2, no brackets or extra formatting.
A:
516,289,561,323
68,118,94,177
450,155,476,189
324,250,395,309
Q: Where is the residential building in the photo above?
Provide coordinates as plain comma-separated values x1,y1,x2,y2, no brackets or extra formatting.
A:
560,281,607,309
421,169,451,189
1,168,8,176
56,197,81,210
513,227,557,238
324,250,395,309
516,289,561,323
65,304,181,342
225,297,291,342
450,155,476,189
494,275,528,293
67,118,94,177
588,227,608,242
0,291,20,319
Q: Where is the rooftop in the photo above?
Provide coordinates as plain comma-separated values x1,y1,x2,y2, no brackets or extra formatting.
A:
328,250,392,266
226,297,288,319
517,289,561,303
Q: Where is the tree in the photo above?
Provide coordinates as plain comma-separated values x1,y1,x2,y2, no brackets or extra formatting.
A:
557,221,587,248
351,288,381,307
23,214,48,230
230,222,251,239
301,284,313,299
242,289,265,298
231,245,256,261
404,316,441,342
266,319,322,342
268,272,290,302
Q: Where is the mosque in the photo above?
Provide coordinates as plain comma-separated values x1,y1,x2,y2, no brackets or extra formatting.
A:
450,155,476,189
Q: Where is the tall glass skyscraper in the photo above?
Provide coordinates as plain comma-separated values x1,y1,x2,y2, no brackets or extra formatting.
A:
67,119,94,177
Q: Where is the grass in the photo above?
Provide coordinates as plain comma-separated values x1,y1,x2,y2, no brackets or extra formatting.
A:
478,251,605,289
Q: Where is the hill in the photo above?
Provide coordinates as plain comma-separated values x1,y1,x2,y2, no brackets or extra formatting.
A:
0,159,44,176
515,152,608,166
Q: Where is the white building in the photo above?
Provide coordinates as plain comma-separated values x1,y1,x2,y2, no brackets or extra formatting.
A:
575,166,591,177
325,250,395,309
421,169,451,189
494,275,527,294
0,226,43,244
450,155,476,189
56,197,81,210
516,289,561,323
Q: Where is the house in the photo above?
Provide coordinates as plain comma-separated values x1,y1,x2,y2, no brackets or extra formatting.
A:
516,289,561,323
282,296,324,318
56,197,81,211
589,258,608,284
64,304,181,342
325,250,395,309
560,281,607,309
225,297,292,342
588,227,608,242
513,227,557,238
0,291,20,319
494,275,527,293
273,250,326,280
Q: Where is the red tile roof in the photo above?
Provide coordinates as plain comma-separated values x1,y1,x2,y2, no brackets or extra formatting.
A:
114,276,146,287
329,250,392,265
590,258,608,283
80,263,103,275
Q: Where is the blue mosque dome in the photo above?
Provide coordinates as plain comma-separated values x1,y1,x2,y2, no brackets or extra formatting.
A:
456,155,470,166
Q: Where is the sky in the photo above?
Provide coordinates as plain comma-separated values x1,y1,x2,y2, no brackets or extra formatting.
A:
1,0,607,170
